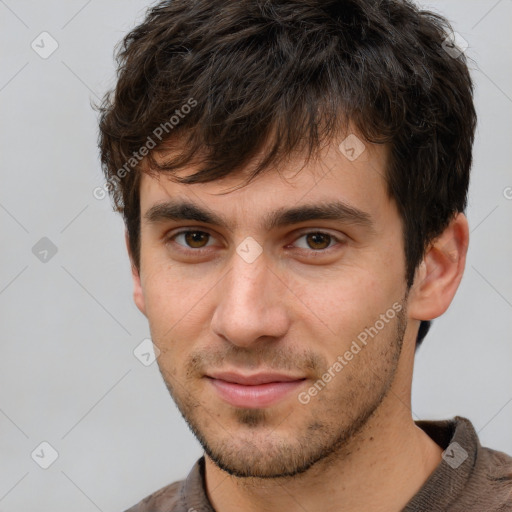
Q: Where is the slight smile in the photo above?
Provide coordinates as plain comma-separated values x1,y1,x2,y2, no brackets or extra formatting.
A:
206,372,307,408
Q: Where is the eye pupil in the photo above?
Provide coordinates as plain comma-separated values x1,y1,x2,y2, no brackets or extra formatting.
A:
306,232,330,250
185,231,208,248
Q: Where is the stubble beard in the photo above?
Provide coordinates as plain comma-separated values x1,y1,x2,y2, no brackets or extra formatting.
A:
158,300,408,479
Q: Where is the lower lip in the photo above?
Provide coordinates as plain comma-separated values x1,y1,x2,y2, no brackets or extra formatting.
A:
207,377,306,408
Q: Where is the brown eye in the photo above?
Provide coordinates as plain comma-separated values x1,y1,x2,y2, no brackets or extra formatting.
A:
304,232,332,250
184,231,209,248
292,231,339,251
171,230,213,250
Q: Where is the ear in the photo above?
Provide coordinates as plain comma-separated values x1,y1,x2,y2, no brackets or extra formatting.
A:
125,229,147,317
408,212,469,321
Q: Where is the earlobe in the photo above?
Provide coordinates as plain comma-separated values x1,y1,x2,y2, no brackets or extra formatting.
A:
408,213,469,322
125,230,147,317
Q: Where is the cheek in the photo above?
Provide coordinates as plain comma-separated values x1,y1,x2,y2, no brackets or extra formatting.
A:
289,265,390,326
141,260,216,349
284,263,404,365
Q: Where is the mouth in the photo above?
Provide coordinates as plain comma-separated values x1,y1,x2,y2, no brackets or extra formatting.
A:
205,371,307,408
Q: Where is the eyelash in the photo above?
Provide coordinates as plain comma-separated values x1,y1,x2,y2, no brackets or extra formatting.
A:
165,229,345,256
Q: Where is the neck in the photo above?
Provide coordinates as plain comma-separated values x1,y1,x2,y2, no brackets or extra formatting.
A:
205,411,442,512
204,344,442,512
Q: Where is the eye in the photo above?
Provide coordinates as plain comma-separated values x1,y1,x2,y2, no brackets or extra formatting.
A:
168,229,215,251
165,229,345,256
291,231,344,252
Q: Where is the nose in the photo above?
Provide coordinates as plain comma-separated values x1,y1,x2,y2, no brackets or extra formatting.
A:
210,249,290,348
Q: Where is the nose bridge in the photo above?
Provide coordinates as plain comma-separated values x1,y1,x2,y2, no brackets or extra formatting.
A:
224,248,272,314
211,247,289,346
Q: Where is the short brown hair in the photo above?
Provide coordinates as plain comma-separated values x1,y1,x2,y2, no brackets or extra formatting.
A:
97,0,477,347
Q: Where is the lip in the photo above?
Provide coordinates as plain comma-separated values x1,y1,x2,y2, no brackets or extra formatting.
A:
206,372,307,408
207,371,305,385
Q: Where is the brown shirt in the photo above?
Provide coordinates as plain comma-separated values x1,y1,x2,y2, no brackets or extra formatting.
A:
124,416,512,511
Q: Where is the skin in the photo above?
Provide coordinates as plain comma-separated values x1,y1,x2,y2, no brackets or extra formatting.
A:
127,133,469,511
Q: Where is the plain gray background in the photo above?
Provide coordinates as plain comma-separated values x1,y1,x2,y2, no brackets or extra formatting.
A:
0,1,511,510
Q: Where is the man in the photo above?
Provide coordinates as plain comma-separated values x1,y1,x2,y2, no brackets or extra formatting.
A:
98,0,512,510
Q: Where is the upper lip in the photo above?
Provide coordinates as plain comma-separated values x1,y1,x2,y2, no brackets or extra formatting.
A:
206,371,306,385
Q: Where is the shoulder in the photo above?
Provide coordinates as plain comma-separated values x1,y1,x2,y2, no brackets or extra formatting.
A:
124,480,183,512
448,417,512,510
473,443,512,509
122,457,208,512
409,416,512,511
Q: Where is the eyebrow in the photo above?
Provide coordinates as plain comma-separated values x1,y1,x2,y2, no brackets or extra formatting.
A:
143,198,375,232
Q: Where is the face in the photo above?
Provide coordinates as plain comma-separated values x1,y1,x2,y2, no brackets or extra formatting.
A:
132,136,412,478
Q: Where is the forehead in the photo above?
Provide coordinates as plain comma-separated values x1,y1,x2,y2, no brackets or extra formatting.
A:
139,136,390,228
